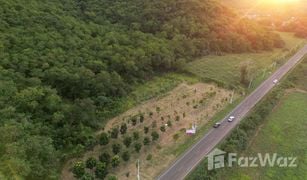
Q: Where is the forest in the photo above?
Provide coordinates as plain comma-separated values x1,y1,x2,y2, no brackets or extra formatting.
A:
0,0,284,179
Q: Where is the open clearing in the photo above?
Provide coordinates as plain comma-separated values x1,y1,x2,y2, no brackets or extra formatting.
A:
184,33,305,88
62,82,236,179
216,91,307,180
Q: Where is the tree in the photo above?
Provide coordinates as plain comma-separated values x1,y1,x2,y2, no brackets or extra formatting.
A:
111,155,120,167
81,173,95,180
86,157,97,169
112,144,121,154
72,161,85,178
133,131,139,140
120,123,127,134
111,128,119,139
108,176,118,180
143,137,150,145
95,162,108,179
123,136,132,147
131,117,137,126
99,152,111,165
151,131,159,141
99,132,109,145
121,151,130,161
167,120,172,127
139,114,144,123
160,125,166,132
144,126,149,134
134,143,142,153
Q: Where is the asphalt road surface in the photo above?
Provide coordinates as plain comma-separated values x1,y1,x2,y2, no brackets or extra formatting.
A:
157,45,307,180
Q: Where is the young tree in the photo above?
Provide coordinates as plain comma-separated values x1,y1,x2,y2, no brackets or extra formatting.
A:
99,152,111,165
144,126,149,134
167,120,172,127
143,137,150,145
80,172,94,180
133,131,139,140
131,117,137,126
134,143,142,153
111,127,119,139
99,132,109,145
108,175,118,180
120,123,127,134
160,125,166,132
151,131,159,141
123,136,132,147
121,151,130,161
139,114,144,123
72,161,85,178
112,143,121,154
95,162,108,179
85,157,97,169
111,155,120,167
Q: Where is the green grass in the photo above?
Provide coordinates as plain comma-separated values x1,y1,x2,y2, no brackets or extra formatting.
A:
184,32,305,89
216,92,307,180
289,57,307,91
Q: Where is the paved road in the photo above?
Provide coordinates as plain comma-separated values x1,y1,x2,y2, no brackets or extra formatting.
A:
157,45,307,180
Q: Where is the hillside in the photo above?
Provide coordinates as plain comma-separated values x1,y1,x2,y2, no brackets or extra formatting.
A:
0,0,284,179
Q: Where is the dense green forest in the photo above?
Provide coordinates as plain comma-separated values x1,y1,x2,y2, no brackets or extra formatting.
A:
0,0,284,179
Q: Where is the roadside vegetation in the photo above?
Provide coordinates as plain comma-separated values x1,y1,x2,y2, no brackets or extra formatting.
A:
187,57,307,179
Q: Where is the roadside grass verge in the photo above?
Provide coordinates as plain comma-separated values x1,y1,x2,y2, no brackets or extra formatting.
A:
216,92,307,180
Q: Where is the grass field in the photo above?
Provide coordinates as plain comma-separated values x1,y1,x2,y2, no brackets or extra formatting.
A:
184,33,305,89
215,92,307,180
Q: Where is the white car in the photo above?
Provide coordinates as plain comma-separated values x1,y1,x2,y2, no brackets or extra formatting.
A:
227,116,235,122
213,122,221,128
273,79,279,84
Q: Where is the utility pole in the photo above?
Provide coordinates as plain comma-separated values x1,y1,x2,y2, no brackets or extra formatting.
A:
230,90,234,104
137,159,140,180
248,77,253,89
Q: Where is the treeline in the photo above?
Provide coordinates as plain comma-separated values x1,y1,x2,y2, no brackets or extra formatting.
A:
0,0,283,179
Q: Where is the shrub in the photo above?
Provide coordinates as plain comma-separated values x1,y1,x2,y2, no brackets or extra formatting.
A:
72,161,85,178
146,154,152,161
139,114,144,123
143,137,150,145
167,120,172,127
173,133,179,141
112,143,121,154
99,152,111,165
122,151,130,161
156,106,161,113
151,131,159,141
152,120,157,128
95,162,108,179
111,155,120,167
144,126,149,134
120,123,127,134
134,143,142,152
131,117,137,126
110,128,119,139
176,116,180,121
108,175,118,180
160,126,166,132
80,173,94,180
133,131,139,140
123,136,132,147
85,157,97,169
99,132,109,145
